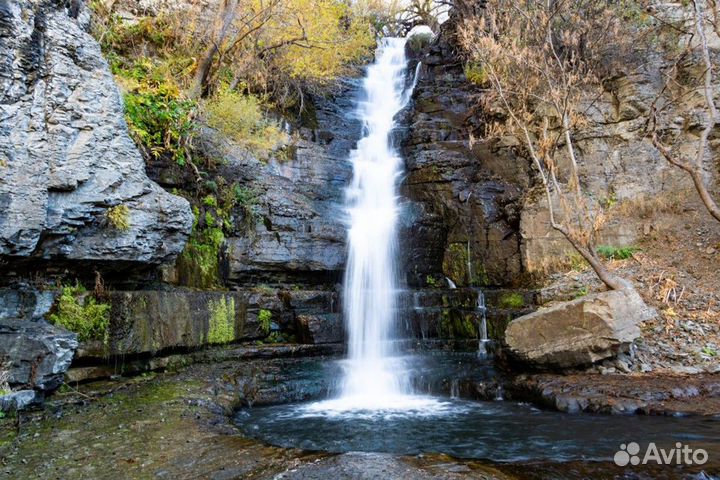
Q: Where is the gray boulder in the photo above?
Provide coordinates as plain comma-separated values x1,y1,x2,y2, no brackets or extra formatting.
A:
504,288,655,369
0,320,78,392
0,0,192,264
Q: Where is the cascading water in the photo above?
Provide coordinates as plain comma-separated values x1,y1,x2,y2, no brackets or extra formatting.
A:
305,38,444,413
340,37,408,405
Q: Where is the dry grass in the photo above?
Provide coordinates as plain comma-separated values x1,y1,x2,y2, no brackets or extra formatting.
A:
610,191,686,220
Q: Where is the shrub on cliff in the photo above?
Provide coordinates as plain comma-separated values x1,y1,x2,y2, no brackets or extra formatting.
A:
48,285,111,344
202,89,287,158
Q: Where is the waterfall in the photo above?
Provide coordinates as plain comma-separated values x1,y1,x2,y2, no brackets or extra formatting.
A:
476,290,490,359
302,38,447,414
340,37,412,407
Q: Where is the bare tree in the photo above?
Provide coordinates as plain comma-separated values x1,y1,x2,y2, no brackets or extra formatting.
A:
459,0,644,290
648,0,720,222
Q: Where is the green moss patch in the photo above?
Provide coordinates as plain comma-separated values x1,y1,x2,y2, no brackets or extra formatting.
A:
498,292,525,309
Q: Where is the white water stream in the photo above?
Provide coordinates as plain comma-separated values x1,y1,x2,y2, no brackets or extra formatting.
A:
304,38,447,414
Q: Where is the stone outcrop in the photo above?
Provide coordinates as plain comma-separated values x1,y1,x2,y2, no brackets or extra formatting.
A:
296,313,344,344
169,80,361,287
399,23,529,288
0,1,193,273
75,289,340,359
0,286,77,397
504,289,656,369
399,11,704,286
0,320,78,392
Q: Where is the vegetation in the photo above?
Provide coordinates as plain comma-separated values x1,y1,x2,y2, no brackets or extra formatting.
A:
124,91,195,167
647,1,720,223
48,285,111,344
458,0,649,290
207,297,236,344
202,89,287,158
0,365,10,397
463,63,487,86
406,32,433,54
177,207,227,289
425,275,438,287
258,309,273,335
106,204,131,231
498,292,524,309
574,286,589,299
185,0,377,101
596,245,640,261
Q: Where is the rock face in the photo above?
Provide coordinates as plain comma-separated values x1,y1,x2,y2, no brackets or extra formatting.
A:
398,13,701,286
184,80,361,286
0,1,192,272
0,320,78,392
75,289,340,359
504,289,655,369
399,23,529,288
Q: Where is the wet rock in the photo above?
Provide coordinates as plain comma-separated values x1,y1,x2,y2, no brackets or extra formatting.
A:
0,320,78,392
0,1,192,271
398,20,527,288
296,313,344,344
505,372,720,416
0,286,56,322
77,290,264,358
504,289,655,369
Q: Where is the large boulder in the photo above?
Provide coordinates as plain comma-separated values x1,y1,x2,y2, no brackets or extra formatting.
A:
0,1,192,266
504,288,655,369
0,320,78,392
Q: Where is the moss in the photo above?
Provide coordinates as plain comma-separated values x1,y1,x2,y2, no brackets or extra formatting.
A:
202,195,217,208
48,285,111,344
464,62,488,85
106,204,131,231
439,310,478,339
177,206,226,289
498,292,525,309
443,243,468,287
207,296,236,344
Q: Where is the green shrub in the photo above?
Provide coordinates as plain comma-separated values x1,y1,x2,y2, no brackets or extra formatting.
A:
265,332,286,344
596,245,640,260
233,184,261,232
258,309,273,335
203,89,287,158
106,204,131,230
207,296,235,344
48,285,111,344
425,275,438,287
124,87,195,166
498,292,524,309
573,286,589,298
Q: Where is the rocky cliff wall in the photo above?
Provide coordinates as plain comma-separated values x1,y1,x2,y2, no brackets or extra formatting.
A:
0,0,193,281
399,14,700,288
